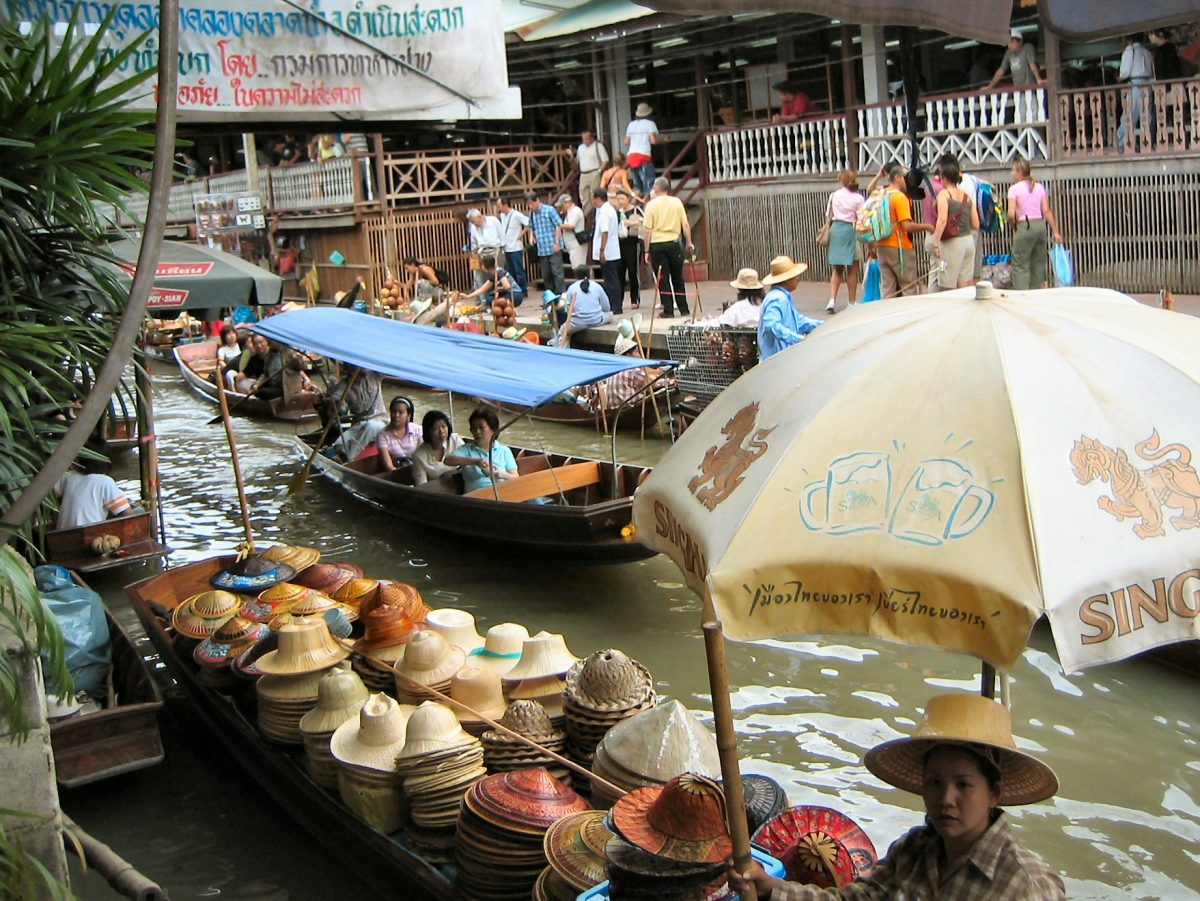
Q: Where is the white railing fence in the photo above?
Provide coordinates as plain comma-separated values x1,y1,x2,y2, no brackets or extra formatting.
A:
706,116,851,183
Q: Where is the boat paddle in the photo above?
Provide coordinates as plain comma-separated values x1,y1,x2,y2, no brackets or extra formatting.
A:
282,367,363,497
206,373,268,425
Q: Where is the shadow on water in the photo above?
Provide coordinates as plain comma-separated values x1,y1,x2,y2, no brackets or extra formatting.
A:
62,361,1200,899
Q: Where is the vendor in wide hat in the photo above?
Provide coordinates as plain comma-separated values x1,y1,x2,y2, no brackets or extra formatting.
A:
730,693,1064,899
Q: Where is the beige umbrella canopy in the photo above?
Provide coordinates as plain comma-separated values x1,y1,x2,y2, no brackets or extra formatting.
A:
634,285,1200,675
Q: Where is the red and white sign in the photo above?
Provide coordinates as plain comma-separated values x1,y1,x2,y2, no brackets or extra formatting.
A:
148,288,191,308
118,261,215,278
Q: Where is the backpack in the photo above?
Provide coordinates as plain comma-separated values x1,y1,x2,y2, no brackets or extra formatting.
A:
976,180,1004,234
855,188,896,244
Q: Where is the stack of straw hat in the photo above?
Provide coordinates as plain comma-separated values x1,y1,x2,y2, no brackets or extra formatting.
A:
394,701,487,863
605,773,734,900
731,774,789,836
481,700,570,783
426,608,485,654
240,582,308,624
589,700,720,808
171,590,241,643
272,589,356,638
295,561,362,595
192,614,269,685
563,648,656,790
329,693,414,832
502,632,578,729
535,809,613,900
455,768,590,900
450,664,508,737
362,580,432,623
210,554,296,592
330,577,380,613
348,605,415,692
298,663,369,789
260,544,320,577
470,623,530,675
392,630,466,704
254,619,350,744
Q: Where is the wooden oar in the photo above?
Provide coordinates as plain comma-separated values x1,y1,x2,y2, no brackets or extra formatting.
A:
388,665,628,800
283,367,363,497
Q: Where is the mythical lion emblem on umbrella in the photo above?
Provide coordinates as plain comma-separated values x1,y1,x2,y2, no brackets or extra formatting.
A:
687,401,775,511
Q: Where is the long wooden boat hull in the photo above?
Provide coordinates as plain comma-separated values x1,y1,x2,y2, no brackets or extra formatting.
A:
174,341,317,422
297,437,654,562
125,557,453,900
50,607,164,788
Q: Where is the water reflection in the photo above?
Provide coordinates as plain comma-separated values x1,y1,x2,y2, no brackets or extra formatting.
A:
75,362,1200,900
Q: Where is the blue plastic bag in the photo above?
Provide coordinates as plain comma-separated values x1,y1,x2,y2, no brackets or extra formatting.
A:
1052,243,1074,287
861,258,882,303
35,564,111,695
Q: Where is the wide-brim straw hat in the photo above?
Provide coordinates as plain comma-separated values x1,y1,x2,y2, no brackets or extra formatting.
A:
330,578,379,610
329,692,414,771
210,554,296,591
451,665,508,723
471,622,529,674
375,581,431,623
612,773,732,865
760,255,809,285
295,561,363,595
261,544,321,574
504,631,578,681
614,334,638,357
393,629,466,686
396,700,475,758
565,648,653,712
729,268,763,291
172,590,241,639
353,606,417,656
254,618,350,676
864,693,1058,806
426,608,485,654
544,809,613,891
599,699,720,782
634,102,652,118
193,616,269,667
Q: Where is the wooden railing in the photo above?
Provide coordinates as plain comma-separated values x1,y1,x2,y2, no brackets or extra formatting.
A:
705,114,851,183
857,85,1049,170
1057,78,1200,158
379,144,574,209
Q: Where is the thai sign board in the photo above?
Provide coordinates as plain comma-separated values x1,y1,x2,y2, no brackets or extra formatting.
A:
2,0,521,121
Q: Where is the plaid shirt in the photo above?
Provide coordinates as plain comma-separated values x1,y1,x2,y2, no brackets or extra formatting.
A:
770,813,1064,900
528,204,562,254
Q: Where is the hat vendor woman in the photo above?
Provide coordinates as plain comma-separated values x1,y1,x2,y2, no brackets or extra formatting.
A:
730,694,1065,899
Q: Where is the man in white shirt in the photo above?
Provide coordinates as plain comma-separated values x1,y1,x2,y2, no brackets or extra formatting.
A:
591,188,623,314
556,194,588,269
1117,34,1155,151
576,130,609,205
54,457,134,530
496,196,530,305
624,103,659,199
466,208,503,297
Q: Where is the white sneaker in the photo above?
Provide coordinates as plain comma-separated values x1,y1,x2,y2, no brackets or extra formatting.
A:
825,299,837,313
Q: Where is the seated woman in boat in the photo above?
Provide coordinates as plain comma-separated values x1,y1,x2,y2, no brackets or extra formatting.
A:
253,339,286,402
232,334,271,394
217,326,242,369
411,410,465,492
375,395,421,481
223,330,254,391
560,266,613,346
444,407,519,495
281,349,321,413
729,693,1065,900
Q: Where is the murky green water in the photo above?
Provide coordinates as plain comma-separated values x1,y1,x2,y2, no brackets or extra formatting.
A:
65,362,1199,899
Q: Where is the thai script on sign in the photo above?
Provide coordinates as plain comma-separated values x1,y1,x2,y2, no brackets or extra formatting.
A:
744,580,993,631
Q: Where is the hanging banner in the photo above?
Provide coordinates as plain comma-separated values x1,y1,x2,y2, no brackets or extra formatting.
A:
2,0,521,121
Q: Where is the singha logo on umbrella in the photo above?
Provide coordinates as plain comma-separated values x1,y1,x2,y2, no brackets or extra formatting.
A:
687,402,775,511
1071,430,1200,539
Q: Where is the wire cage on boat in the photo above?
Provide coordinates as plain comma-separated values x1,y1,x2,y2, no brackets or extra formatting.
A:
665,325,759,410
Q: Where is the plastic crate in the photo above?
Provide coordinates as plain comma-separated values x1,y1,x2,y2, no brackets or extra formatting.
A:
577,847,785,900
665,325,758,408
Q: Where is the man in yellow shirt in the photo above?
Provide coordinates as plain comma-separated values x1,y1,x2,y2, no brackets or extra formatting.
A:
640,177,694,317
875,163,933,298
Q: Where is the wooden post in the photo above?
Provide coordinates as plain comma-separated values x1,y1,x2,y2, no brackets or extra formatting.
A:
1043,29,1062,162
372,133,388,212
243,133,261,196
133,360,163,543
841,25,860,163
213,364,255,552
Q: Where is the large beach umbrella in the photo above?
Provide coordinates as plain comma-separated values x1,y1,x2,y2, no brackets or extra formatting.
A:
632,285,1200,894
106,239,283,311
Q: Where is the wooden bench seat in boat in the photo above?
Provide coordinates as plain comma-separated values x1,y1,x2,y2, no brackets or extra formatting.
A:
465,461,601,503
45,510,171,574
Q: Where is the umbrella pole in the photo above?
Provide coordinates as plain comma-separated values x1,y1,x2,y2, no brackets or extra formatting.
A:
980,661,996,699
214,362,255,553
701,611,758,901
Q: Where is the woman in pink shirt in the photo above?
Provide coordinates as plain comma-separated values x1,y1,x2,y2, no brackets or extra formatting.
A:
1007,159,1063,290
376,395,421,477
825,169,866,312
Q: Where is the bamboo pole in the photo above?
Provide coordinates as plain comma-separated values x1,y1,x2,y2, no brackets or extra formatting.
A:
213,362,255,553
62,816,165,901
389,666,628,799
700,599,757,901
630,326,665,439
133,361,163,543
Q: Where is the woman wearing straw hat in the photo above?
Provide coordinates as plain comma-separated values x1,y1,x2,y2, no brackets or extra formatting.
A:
730,694,1065,899
704,269,765,328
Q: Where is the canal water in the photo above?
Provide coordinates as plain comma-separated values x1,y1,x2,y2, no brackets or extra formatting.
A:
65,362,1199,899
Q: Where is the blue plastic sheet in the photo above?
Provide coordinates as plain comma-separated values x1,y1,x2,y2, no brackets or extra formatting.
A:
35,565,111,695
861,259,882,303
1052,243,1075,287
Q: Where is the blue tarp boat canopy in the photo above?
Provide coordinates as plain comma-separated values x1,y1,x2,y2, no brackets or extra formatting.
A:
251,307,674,409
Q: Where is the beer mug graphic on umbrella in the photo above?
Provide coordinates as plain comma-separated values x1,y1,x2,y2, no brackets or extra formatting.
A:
800,452,892,535
887,458,995,546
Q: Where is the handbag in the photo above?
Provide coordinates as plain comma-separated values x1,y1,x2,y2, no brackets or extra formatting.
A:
815,199,833,247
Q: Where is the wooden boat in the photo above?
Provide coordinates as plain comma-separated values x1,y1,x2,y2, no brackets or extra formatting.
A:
45,510,171,574
50,587,164,788
97,403,138,455
297,435,654,562
125,556,453,900
174,341,318,422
